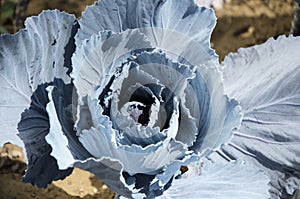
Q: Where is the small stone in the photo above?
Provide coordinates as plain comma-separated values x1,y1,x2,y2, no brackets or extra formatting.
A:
93,188,98,193
101,185,108,190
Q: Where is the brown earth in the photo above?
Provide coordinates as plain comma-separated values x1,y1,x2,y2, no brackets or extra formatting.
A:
212,0,296,61
0,0,298,199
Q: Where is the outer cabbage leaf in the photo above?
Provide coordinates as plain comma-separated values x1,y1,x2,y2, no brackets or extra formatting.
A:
17,80,73,187
0,10,76,149
190,65,241,155
213,35,300,198
0,10,85,187
76,0,218,65
158,160,270,199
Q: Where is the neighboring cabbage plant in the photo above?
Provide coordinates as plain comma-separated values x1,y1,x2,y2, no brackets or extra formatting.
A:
0,0,299,198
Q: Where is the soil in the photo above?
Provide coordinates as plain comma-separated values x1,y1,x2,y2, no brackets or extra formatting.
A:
0,0,297,199
212,0,296,61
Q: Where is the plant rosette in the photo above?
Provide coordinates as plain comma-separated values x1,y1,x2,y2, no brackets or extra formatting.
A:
0,0,299,198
